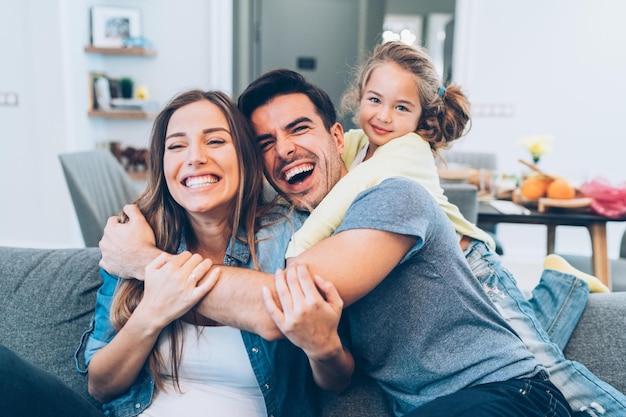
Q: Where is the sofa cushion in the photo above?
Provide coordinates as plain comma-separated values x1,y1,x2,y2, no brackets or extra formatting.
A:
1,246,624,416
564,292,626,394
318,368,393,416
0,246,102,402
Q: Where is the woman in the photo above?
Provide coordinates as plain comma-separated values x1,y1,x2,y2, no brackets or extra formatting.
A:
78,90,353,417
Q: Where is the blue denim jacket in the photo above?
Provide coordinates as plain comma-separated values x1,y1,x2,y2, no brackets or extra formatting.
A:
75,208,314,417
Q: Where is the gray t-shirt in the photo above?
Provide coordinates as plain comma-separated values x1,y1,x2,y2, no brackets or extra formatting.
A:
336,178,543,416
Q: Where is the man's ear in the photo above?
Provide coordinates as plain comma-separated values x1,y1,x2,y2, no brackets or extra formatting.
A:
330,122,345,154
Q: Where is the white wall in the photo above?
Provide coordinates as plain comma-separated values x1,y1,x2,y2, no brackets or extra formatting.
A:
454,0,626,260
0,0,232,248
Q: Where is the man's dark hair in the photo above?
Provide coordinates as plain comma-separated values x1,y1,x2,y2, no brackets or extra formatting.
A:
237,69,337,131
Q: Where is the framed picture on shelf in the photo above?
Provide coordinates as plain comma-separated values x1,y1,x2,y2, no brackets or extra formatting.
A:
90,6,142,48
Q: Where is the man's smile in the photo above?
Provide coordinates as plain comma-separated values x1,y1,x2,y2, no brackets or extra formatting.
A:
284,163,314,184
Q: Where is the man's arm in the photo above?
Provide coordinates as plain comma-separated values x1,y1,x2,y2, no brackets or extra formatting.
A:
99,204,166,279
196,228,415,339
100,206,416,340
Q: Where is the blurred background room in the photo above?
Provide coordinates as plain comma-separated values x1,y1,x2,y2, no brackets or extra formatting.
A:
2,0,625,287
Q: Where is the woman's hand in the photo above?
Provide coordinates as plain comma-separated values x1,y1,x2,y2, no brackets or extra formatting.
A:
89,251,220,403
138,251,221,329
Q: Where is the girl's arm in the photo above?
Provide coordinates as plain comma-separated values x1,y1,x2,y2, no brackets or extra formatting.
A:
262,263,354,393
286,133,424,259
88,252,219,402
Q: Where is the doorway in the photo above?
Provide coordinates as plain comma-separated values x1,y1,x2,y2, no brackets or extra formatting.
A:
233,0,456,128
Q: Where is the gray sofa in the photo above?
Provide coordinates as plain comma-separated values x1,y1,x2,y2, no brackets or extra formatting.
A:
1,246,625,416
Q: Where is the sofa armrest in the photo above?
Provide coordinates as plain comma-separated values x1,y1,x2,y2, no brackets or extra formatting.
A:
0,246,102,402
564,292,626,394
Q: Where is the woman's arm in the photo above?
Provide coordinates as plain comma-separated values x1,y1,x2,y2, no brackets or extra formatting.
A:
262,263,354,393
88,252,219,402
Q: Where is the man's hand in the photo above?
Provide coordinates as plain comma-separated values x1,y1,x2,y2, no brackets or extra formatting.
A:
262,263,344,358
262,263,353,392
99,204,163,279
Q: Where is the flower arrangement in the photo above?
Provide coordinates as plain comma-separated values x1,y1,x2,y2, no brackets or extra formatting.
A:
519,135,553,164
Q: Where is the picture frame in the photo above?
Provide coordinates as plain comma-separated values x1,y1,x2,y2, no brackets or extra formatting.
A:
90,6,142,48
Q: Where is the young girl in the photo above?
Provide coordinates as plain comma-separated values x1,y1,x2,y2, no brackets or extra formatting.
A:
284,41,624,416
284,41,492,258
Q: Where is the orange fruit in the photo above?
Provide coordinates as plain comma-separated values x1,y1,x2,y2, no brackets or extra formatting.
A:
547,179,576,200
520,176,551,200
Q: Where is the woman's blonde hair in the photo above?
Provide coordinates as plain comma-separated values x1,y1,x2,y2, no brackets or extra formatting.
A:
110,89,266,391
341,41,471,155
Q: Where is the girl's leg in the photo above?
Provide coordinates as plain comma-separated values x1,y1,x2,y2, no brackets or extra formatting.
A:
527,268,588,350
464,240,626,416
544,254,610,293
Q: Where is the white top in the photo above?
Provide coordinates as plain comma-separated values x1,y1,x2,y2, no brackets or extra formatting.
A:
140,323,266,417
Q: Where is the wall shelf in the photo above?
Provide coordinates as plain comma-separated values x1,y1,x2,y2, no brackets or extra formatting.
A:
84,45,157,56
88,109,156,119
85,44,157,119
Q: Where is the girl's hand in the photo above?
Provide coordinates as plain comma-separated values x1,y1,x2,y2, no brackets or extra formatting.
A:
138,251,221,329
262,262,344,359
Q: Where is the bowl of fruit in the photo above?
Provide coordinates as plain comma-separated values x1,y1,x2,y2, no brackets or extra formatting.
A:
513,160,592,212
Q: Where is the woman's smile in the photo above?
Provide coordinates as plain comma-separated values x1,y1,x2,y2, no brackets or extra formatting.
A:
183,174,220,189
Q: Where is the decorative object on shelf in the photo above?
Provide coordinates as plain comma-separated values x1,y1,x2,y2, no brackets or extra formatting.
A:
135,85,150,100
90,6,142,48
119,77,133,98
518,134,552,164
93,74,111,110
87,72,158,117
109,98,158,112
122,36,153,49
110,142,149,174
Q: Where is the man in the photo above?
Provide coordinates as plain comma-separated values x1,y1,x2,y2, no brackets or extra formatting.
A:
100,70,573,417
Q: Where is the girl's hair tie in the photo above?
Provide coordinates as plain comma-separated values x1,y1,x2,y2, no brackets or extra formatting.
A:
438,85,446,98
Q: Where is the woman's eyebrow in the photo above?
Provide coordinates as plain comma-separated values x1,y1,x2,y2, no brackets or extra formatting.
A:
165,131,185,140
166,127,230,140
202,127,231,135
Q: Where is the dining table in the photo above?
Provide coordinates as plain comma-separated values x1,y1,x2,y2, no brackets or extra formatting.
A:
477,200,626,289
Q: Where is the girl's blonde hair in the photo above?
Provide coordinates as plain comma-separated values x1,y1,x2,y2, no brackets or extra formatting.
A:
110,89,266,391
341,41,471,155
